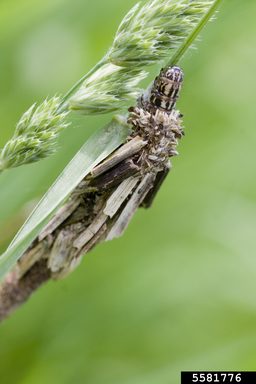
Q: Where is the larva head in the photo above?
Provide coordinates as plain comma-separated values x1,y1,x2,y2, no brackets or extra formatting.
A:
165,65,184,84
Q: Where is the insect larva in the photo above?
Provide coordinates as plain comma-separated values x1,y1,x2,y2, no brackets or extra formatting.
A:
148,65,183,113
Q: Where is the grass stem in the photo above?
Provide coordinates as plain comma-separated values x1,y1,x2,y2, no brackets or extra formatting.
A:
57,58,108,113
168,0,224,67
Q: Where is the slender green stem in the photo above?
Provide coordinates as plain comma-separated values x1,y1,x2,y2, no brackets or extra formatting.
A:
57,0,224,113
57,58,108,113
168,0,225,67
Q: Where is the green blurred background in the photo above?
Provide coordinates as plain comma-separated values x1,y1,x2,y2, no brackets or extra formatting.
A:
1,0,256,382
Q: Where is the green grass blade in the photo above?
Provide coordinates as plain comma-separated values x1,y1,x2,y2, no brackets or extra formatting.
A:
0,115,131,281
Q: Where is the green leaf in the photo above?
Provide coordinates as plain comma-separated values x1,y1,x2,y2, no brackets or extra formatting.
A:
0,115,131,281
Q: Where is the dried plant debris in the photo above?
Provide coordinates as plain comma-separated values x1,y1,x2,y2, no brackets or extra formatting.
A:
17,65,185,281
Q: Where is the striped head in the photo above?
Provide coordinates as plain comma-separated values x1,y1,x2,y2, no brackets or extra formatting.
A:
149,65,183,113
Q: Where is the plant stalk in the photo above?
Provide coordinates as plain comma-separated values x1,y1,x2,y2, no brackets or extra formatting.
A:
168,0,224,67
57,58,108,113
0,260,50,323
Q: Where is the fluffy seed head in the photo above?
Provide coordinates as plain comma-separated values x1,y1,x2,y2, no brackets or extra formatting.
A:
68,63,147,115
108,0,214,67
68,0,214,116
0,97,69,171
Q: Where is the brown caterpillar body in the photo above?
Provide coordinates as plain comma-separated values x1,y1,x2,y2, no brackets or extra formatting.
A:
147,65,183,113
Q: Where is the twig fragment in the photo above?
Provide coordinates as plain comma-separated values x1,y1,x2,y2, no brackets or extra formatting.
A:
0,260,50,323
91,136,147,178
0,64,185,322
106,173,156,241
38,197,81,241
